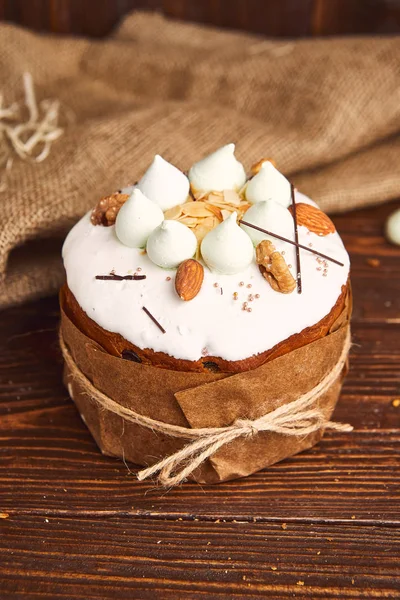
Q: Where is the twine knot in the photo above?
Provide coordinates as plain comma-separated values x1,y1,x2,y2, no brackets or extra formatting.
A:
235,419,260,437
60,330,352,487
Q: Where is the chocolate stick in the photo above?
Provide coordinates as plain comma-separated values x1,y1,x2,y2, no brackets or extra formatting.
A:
142,306,166,334
291,184,302,294
239,220,344,267
96,274,146,281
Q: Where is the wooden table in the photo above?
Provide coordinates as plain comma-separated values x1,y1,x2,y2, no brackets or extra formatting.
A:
1,200,399,598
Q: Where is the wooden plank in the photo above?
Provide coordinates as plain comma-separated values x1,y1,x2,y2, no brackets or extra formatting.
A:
9,0,48,32
161,0,313,36
4,0,399,38
1,516,399,598
312,0,400,36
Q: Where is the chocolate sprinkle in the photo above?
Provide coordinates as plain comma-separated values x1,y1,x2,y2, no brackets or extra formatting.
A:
121,349,142,363
95,274,146,281
142,306,166,334
290,184,302,294
239,220,344,267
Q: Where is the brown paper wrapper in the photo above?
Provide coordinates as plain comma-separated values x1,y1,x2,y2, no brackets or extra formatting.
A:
60,289,351,484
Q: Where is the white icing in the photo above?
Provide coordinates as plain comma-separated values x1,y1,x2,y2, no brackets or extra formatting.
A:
188,143,246,193
146,220,197,269
62,190,350,363
201,212,254,275
115,188,164,248
137,155,190,211
240,200,295,247
246,161,291,207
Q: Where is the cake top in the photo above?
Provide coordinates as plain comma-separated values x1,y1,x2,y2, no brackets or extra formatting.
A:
62,145,350,362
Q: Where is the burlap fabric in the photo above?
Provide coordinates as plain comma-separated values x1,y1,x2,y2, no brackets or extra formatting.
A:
1,12,399,309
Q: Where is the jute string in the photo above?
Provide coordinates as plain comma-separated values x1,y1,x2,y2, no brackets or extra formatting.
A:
60,331,352,487
0,74,64,192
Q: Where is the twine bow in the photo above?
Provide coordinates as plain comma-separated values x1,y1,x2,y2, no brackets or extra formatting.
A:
60,331,352,487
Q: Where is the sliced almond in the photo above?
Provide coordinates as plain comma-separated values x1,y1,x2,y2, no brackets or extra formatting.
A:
164,205,183,220
182,202,214,218
205,200,234,211
205,204,223,220
207,192,225,205
178,215,198,227
223,189,241,206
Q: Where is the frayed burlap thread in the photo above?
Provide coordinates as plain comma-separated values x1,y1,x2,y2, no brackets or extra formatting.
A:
60,330,352,487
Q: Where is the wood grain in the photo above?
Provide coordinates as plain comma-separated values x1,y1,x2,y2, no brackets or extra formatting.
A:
0,0,399,37
1,517,399,598
0,199,400,597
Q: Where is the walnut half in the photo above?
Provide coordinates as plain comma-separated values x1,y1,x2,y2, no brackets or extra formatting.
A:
91,192,129,226
256,240,296,294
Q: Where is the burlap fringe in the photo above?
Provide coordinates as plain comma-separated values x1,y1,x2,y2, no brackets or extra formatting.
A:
60,332,352,486
0,73,64,191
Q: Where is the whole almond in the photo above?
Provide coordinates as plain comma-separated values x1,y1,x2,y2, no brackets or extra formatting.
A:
289,203,335,236
175,259,204,301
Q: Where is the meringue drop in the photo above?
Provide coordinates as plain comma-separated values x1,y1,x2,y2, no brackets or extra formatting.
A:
146,220,197,269
188,143,246,193
115,188,164,248
245,161,291,208
137,155,190,211
201,212,254,275
240,200,294,246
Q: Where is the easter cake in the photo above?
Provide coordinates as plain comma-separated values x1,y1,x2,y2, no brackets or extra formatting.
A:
61,144,350,374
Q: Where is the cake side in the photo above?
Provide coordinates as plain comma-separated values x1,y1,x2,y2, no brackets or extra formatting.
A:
61,280,349,373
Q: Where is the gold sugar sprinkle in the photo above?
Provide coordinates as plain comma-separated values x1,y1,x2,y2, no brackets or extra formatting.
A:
239,282,244,287
166,276,171,281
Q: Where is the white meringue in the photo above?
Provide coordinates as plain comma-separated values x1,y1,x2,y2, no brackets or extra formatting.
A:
115,188,164,248
245,161,291,208
201,212,254,275
240,200,294,246
137,155,190,211
146,220,197,269
385,208,400,246
188,143,246,193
